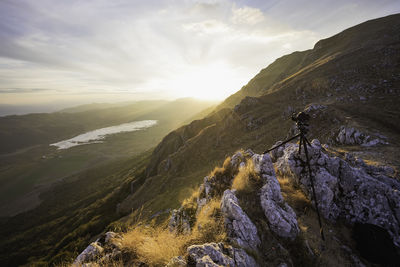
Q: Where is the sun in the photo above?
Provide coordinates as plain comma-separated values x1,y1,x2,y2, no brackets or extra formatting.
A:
169,63,246,101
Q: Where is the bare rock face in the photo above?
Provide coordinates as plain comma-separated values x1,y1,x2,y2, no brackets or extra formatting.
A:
74,242,104,264
335,126,388,146
187,242,258,267
274,139,400,246
220,189,260,250
253,153,299,240
74,231,123,265
168,207,191,234
165,256,187,266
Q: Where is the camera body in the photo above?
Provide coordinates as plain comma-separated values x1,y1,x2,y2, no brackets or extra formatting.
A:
291,112,310,134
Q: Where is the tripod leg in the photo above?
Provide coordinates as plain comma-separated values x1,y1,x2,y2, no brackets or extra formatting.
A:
302,135,325,241
264,133,301,154
304,136,312,146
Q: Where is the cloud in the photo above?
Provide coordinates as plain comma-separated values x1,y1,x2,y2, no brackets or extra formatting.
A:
0,0,399,105
231,5,265,25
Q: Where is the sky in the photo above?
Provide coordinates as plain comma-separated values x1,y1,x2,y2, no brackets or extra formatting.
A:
0,0,399,110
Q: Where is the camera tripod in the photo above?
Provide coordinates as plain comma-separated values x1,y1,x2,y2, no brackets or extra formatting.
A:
264,112,325,241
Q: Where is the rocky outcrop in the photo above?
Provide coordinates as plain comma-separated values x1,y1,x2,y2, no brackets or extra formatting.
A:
166,256,187,266
169,207,191,234
74,241,104,264
187,242,258,267
74,232,123,265
253,153,299,240
335,126,388,146
220,189,260,251
274,139,400,246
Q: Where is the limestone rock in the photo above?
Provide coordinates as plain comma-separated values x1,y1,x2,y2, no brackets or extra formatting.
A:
268,141,289,163
253,153,299,239
187,242,258,267
335,126,388,146
165,256,187,266
252,153,276,179
275,139,400,246
260,179,299,240
220,189,260,250
74,242,104,264
231,151,245,168
168,207,191,234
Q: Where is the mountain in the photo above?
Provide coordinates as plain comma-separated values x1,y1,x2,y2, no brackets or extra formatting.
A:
118,13,400,218
1,13,400,266
109,14,400,265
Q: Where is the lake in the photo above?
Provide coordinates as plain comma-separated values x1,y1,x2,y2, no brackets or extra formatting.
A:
50,120,158,149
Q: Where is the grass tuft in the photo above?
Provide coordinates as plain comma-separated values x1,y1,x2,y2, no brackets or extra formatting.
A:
232,159,261,193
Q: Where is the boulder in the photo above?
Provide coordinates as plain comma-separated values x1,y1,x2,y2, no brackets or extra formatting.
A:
231,151,245,167
168,208,191,234
335,126,388,146
253,153,299,240
275,139,400,246
221,189,260,250
74,242,104,264
187,242,258,267
260,178,299,240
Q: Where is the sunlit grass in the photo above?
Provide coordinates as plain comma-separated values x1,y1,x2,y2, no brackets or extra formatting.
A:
232,159,260,193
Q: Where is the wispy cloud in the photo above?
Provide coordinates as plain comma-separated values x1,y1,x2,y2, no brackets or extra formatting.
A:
0,0,399,104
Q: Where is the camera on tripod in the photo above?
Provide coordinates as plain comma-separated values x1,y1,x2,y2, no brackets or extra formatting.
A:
264,110,325,241
291,112,310,135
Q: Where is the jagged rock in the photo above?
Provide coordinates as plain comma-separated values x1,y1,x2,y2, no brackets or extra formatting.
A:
304,103,327,113
187,242,258,267
252,153,276,179
335,126,388,146
268,141,289,163
231,151,245,167
336,126,368,145
253,153,299,239
220,189,260,250
260,177,299,240
74,231,125,265
275,139,400,246
245,149,255,157
74,242,104,264
196,196,208,215
361,138,388,147
168,208,191,234
165,256,187,266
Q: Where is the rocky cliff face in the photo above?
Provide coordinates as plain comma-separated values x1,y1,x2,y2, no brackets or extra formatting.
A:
75,142,400,266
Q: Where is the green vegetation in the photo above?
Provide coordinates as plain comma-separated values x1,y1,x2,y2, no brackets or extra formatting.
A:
0,98,217,217
0,151,151,266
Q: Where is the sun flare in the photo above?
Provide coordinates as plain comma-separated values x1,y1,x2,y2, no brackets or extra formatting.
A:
168,63,247,100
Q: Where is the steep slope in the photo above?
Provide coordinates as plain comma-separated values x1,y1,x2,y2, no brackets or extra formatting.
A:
119,13,400,222
218,13,400,109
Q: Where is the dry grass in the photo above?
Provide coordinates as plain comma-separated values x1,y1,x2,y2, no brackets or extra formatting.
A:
277,176,311,212
120,198,226,266
232,160,260,193
191,198,226,244
121,223,190,266
209,156,232,177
